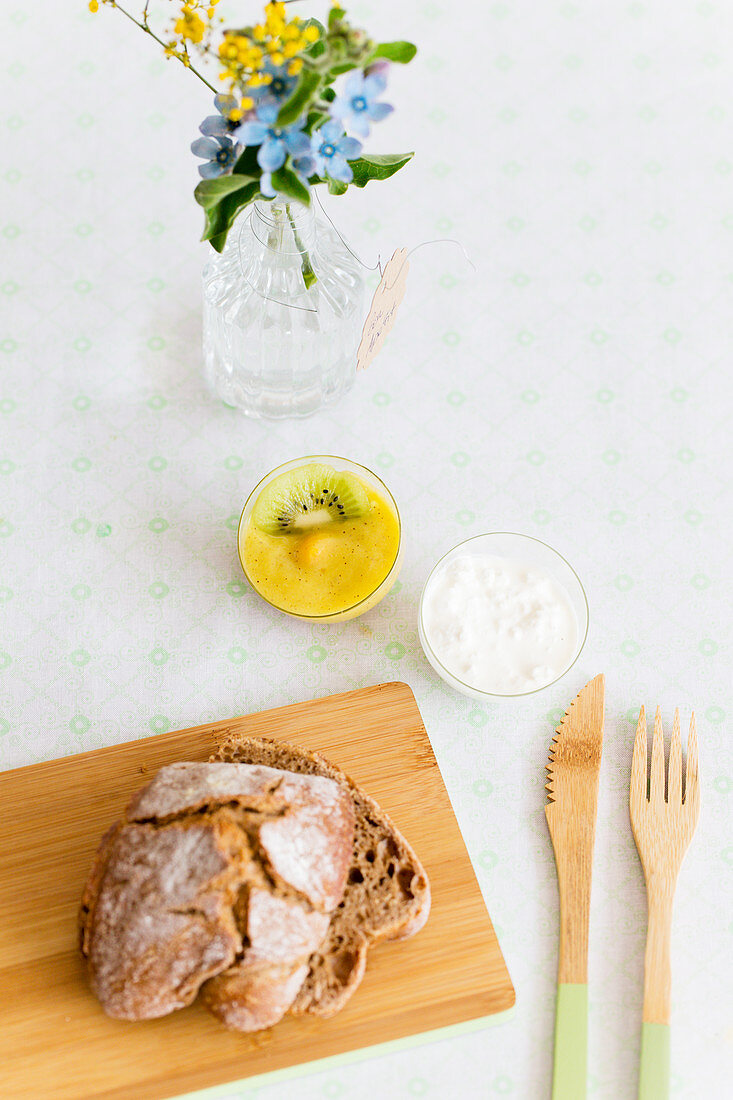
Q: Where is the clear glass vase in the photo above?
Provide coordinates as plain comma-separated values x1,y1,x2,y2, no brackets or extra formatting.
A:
202,199,366,419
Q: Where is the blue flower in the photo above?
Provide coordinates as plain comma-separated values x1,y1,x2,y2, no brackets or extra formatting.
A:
249,62,297,109
330,71,393,138
190,134,238,179
197,94,241,139
234,102,310,173
260,152,316,199
259,173,277,199
310,120,362,183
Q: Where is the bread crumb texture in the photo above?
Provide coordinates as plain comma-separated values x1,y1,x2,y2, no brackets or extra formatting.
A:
212,736,431,1019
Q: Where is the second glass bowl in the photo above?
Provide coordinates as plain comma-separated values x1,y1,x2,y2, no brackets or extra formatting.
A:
418,532,589,700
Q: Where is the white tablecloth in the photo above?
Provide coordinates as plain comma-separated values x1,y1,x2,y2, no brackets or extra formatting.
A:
2,2,730,1097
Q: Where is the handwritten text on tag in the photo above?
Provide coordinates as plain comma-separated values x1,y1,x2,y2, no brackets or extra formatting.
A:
356,248,409,372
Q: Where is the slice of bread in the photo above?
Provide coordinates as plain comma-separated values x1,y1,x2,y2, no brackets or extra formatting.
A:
211,735,431,1018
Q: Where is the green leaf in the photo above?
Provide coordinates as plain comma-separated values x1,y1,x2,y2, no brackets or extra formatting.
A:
328,6,345,30
208,229,232,254
277,69,322,127
349,152,414,188
327,177,349,196
327,61,357,76
270,166,311,206
232,145,260,176
194,175,256,211
370,40,417,64
306,108,329,133
201,180,260,252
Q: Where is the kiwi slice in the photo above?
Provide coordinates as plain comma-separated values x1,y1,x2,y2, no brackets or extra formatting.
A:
251,462,370,535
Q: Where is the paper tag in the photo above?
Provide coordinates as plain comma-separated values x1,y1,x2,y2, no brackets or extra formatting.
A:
356,248,409,371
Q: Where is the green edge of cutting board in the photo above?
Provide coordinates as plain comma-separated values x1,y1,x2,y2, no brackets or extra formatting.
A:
179,1009,516,1099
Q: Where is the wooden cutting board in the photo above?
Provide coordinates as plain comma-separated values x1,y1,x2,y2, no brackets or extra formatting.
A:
0,681,514,1100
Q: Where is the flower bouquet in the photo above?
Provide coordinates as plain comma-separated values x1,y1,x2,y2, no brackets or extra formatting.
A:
90,1,417,418
91,1,416,254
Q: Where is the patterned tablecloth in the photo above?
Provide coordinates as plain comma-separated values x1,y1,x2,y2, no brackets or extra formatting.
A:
2,2,731,1097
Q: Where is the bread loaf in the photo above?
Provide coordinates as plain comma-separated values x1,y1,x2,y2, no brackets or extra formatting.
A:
79,761,354,1030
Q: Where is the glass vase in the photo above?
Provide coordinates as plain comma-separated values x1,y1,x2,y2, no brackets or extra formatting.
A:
202,199,366,419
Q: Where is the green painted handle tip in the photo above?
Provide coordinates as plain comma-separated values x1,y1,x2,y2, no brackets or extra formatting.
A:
639,1022,670,1099
552,983,588,1100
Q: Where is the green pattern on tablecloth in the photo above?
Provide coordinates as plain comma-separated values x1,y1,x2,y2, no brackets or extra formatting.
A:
1,1,730,1097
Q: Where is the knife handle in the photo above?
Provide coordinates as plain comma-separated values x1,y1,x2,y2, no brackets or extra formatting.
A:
551,983,587,1100
638,1022,670,1099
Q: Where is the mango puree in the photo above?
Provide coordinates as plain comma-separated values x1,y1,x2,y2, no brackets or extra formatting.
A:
241,479,400,620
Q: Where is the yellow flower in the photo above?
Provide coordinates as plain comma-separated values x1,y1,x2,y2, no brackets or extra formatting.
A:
174,5,206,46
265,2,286,37
212,0,316,91
265,1,287,20
241,95,255,111
88,0,99,11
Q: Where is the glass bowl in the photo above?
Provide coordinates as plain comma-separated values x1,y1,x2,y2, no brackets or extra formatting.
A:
417,532,589,700
237,455,402,623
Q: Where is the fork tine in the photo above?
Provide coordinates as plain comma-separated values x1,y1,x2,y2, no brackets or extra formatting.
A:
685,712,700,818
668,708,682,805
650,706,666,802
630,705,648,811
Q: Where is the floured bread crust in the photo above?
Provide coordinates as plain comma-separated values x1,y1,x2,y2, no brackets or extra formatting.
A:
79,762,354,1030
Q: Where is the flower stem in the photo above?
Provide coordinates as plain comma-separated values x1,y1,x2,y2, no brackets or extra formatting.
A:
111,1,218,94
285,203,317,290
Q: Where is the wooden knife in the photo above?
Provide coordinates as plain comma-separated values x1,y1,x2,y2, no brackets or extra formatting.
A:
545,673,605,1100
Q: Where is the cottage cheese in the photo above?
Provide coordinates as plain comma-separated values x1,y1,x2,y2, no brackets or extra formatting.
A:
421,553,578,695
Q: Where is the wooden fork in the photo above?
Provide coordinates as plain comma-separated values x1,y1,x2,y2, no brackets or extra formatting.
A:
629,707,700,1099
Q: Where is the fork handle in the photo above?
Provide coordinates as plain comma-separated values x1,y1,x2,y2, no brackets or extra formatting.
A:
639,1022,670,1098
643,882,673,1023
638,884,674,1098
